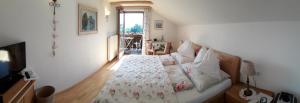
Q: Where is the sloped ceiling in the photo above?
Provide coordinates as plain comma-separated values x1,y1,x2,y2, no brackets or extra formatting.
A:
110,0,300,25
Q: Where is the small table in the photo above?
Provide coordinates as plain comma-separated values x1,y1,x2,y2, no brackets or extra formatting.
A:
225,83,274,103
123,37,134,48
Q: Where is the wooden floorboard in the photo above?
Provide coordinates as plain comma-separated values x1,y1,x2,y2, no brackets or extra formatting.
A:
55,58,119,103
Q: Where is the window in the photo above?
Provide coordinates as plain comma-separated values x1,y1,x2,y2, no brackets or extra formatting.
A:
120,12,144,35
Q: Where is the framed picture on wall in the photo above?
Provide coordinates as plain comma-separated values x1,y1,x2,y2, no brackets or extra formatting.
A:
78,4,98,35
154,20,163,30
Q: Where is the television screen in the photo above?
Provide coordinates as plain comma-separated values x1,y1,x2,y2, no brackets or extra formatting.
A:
0,42,26,79
0,50,10,78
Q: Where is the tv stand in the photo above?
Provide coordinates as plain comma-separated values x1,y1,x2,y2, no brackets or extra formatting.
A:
0,79,35,103
0,74,23,94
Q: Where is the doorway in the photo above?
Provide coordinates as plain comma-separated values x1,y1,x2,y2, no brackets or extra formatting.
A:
119,10,144,56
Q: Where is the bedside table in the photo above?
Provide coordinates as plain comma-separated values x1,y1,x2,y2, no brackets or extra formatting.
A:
225,83,274,103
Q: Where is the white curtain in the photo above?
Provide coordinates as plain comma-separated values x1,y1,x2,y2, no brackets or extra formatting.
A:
142,7,152,55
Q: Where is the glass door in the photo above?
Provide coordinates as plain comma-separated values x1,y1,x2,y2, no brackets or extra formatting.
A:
118,8,125,59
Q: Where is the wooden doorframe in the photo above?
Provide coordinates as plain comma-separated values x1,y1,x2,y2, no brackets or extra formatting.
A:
116,6,123,59
116,7,146,57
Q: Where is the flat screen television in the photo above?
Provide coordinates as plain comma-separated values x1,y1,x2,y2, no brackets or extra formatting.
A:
0,42,26,93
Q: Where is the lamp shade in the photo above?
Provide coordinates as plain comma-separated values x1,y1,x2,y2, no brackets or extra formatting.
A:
241,60,256,76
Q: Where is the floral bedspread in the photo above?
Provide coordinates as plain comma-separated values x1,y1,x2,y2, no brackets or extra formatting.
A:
94,55,178,103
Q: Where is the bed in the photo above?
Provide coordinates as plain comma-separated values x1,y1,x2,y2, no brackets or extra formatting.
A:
94,44,241,103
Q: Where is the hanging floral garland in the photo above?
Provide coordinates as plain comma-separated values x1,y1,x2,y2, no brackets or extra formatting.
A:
49,0,60,56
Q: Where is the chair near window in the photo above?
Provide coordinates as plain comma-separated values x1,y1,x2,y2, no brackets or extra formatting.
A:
154,42,172,55
134,39,142,51
146,40,155,55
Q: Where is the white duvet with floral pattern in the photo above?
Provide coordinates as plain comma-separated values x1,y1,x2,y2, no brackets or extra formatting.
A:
94,55,178,103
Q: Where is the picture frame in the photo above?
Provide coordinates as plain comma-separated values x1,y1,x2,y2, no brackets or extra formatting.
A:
78,4,98,35
154,20,163,30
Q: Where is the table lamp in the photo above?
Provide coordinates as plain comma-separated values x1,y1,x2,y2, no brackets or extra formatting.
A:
241,60,256,96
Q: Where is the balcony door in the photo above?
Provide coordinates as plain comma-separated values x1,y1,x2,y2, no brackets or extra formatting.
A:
118,10,144,57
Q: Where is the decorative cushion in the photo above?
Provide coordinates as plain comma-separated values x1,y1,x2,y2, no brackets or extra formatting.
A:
177,40,195,59
164,65,194,92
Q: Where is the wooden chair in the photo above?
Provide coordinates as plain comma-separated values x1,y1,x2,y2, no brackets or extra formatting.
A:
154,42,172,55
146,40,155,55
134,39,142,51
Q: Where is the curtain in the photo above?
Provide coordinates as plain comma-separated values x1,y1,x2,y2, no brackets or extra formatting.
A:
142,7,152,55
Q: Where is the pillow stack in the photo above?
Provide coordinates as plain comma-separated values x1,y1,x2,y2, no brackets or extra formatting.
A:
187,48,230,92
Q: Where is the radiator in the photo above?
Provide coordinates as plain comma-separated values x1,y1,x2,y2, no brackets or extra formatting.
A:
107,35,118,61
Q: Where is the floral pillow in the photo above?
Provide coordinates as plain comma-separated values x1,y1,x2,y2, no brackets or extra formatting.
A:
164,65,194,92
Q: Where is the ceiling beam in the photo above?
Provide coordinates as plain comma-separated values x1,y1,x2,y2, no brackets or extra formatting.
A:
110,1,153,5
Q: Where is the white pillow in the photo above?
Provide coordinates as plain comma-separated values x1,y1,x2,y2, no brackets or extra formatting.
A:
197,49,223,81
188,49,224,92
189,69,220,92
177,40,195,58
181,62,230,79
193,47,208,65
171,52,194,64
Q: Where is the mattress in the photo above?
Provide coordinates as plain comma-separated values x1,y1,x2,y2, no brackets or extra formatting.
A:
176,79,232,103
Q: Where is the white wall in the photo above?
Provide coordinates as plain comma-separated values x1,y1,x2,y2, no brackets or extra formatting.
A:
179,21,300,97
150,11,179,50
0,0,116,92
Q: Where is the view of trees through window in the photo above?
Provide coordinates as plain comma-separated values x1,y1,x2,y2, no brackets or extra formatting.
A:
120,13,144,35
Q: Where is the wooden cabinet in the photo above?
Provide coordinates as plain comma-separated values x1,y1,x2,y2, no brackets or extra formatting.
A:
0,80,35,103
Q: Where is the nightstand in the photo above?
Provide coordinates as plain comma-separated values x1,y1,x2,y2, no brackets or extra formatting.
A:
225,83,274,103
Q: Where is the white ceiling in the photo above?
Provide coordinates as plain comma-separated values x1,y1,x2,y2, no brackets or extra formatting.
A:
110,0,300,25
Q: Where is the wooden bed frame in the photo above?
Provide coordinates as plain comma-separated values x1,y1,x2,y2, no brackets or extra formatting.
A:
192,43,241,103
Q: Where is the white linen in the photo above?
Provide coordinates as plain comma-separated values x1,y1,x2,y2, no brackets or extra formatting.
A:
189,69,222,92
184,49,223,92
181,63,230,80
176,79,232,103
159,54,176,66
164,65,194,92
195,49,222,81
171,52,194,64
177,40,195,58
95,55,177,103
193,47,207,65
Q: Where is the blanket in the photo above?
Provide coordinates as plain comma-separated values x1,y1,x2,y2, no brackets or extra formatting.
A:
94,55,178,103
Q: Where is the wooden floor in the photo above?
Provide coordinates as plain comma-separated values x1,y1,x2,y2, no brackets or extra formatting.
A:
55,58,119,103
